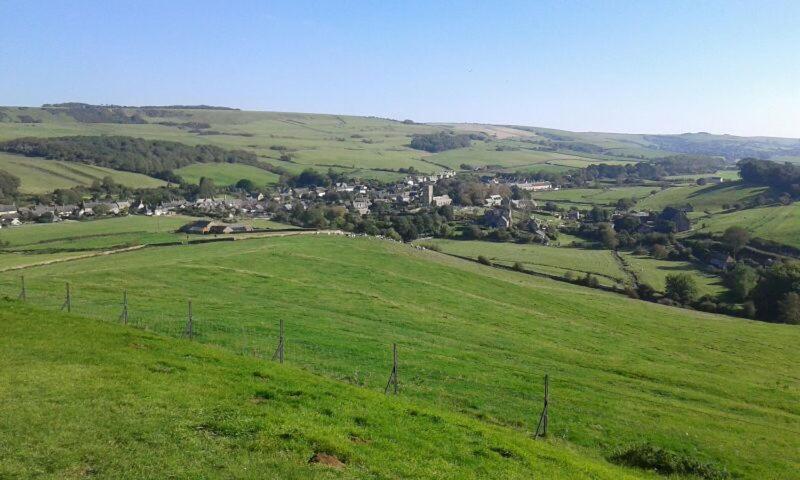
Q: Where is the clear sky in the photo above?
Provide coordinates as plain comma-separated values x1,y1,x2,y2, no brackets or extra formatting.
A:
2,0,799,137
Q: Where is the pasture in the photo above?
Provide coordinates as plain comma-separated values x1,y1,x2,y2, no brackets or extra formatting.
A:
0,303,645,479
695,203,800,249
0,152,166,193
416,238,628,287
619,253,727,297
1,234,797,478
637,182,767,213
175,162,280,186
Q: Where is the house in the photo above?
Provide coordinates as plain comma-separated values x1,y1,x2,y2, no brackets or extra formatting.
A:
209,224,233,234
513,181,553,191
351,196,372,215
567,210,581,220
708,253,735,270
229,223,254,233
431,194,452,207
0,204,17,215
1,213,20,226
484,206,512,228
702,176,725,185
511,199,537,210
485,194,503,207
179,220,218,234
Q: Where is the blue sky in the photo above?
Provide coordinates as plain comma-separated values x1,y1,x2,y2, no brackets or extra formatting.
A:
1,0,799,137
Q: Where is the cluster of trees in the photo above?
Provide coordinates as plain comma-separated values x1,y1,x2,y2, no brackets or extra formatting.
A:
0,136,283,181
0,170,21,200
575,156,725,183
738,158,800,197
409,132,484,153
275,202,456,242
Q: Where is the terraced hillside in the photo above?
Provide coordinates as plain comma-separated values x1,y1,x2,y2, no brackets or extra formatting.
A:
0,233,797,478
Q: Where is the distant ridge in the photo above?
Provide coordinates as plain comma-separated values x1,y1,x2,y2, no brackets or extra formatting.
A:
42,102,239,110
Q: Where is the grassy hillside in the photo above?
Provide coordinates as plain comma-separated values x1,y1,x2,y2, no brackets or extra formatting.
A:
0,234,797,478
695,203,800,249
619,252,726,297
0,215,298,254
533,186,658,208
637,182,767,213
175,162,280,186
0,302,648,479
0,152,166,193
415,238,628,287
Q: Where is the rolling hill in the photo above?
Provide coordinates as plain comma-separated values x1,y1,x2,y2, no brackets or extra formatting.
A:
0,232,797,478
0,151,166,193
1,302,647,479
3,104,799,187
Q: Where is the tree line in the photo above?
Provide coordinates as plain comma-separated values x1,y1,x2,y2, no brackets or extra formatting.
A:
0,136,283,182
409,132,486,153
738,158,800,197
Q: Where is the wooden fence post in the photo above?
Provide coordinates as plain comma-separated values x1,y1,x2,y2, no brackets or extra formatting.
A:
119,290,129,324
60,282,71,312
384,343,398,394
535,374,549,438
272,319,284,363
184,300,194,339
18,275,26,301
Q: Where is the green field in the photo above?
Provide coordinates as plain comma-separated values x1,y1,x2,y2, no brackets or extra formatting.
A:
0,152,166,193
175,162,280,186
0,215,194,252
637,182,767,213
664,170,741,183
695,203,800,249
0,215,297,254
619,253,726,297
0,303,648,479
1,234,797,478
416,238,628,287
533,186,658,208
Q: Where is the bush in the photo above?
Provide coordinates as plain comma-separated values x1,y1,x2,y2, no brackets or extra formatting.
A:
512,262,524,272
665,273,699,304
477,255,492,266
610,443,730,480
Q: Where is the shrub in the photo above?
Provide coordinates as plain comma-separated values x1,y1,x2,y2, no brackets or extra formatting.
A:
512,262,524,272
610,443,730,480
477,255,492,266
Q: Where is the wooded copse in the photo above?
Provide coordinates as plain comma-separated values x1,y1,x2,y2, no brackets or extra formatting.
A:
409,131,487,152
0,136,286,181
738,158,800,196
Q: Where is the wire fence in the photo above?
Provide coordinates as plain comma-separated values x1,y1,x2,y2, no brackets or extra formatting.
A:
5,273,552,437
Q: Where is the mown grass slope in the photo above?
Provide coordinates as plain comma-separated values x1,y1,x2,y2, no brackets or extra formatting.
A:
415,238,628,287
175,162,281,186
0,152,166,193
0,302,648,479
695,203,800,249
0,234,797,478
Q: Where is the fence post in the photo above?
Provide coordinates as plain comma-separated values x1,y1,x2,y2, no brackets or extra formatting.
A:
18,275,26,301
184,300,194,339
535,374,549,438
384,343,398,395
119,290,129,324
60,282,71,312
272,319,284,363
